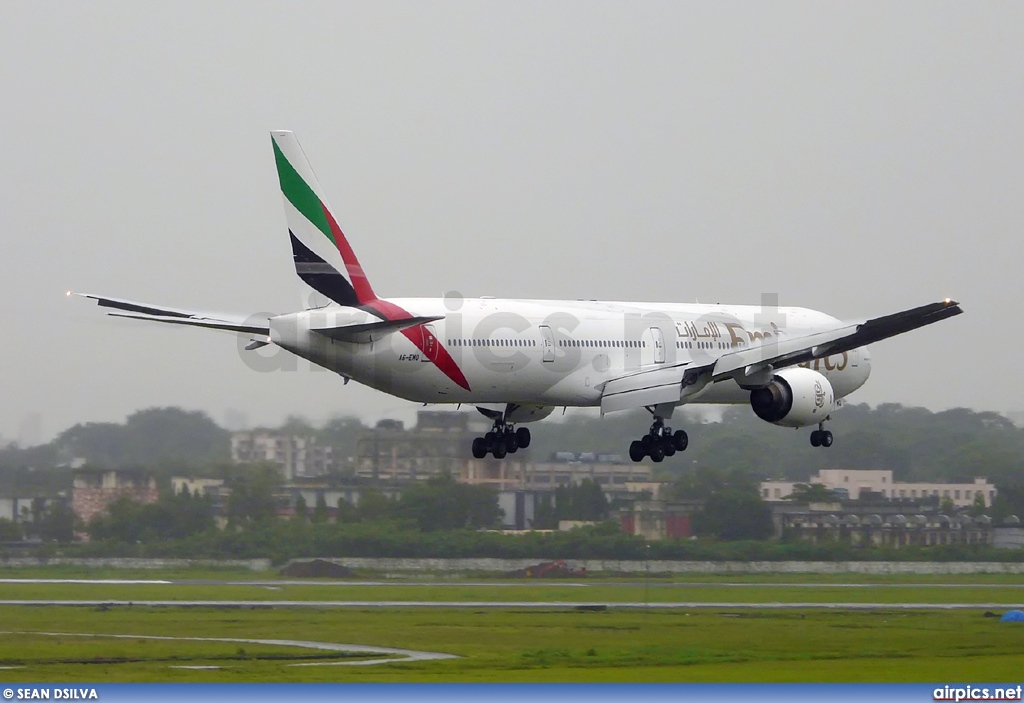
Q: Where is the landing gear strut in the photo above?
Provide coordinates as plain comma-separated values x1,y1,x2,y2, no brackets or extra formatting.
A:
809,421,833,448
628,417,687,463
472,419,531,459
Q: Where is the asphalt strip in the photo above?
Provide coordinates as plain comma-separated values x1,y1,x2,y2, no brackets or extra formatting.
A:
1,600,1021,609
6,579,1024,588
1,631,457,666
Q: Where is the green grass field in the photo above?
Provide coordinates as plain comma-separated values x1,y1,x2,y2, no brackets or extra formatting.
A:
1,569,1023,682
1,606,1023,682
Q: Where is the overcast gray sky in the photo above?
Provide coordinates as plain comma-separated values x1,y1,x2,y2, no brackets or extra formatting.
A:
2,2,1021,442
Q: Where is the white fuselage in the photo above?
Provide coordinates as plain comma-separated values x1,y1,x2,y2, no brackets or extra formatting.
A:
269,298,871,410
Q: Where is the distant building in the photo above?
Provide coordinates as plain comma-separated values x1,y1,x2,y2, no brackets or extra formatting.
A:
497,490,543,530
230,431,332,480
761,469,995,508
71,468,158,524
355,411,481,482
618,500,701,540
462,459,656,498
769,501,993,547
169,476,228,527
279,484,384,520
0,497,55,524
171,477,225,497
352,412,661,499
993,526,1024,549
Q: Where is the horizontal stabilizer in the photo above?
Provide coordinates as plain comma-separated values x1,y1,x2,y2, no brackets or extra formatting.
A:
107,312,269,336
311,315,443,344
73,292,269,336
75,292,202,319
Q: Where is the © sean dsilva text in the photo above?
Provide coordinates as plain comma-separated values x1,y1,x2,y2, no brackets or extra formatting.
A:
6,689,98,700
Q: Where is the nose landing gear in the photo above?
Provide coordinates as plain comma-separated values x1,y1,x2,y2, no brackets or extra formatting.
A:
629,417,687,463
810,421,833,448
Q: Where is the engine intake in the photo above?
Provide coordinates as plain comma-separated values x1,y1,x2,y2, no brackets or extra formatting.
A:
749,367,836,428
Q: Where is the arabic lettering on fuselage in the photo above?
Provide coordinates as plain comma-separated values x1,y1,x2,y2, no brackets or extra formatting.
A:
674,320,785,344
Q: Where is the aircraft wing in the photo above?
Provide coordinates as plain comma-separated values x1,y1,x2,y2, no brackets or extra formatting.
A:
72,292,270,336
599,299,963,415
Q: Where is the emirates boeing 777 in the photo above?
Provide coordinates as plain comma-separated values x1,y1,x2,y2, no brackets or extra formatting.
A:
74,131,963,462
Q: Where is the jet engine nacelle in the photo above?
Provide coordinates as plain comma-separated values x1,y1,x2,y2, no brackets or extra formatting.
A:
749,367,836,428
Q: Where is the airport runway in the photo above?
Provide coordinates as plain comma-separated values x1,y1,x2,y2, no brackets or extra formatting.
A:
6,578,1024,588
2,599,1022,609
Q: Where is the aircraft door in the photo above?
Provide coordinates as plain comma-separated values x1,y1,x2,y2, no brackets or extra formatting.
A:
538,325,555,362
651,327,666,364
420,324,437,362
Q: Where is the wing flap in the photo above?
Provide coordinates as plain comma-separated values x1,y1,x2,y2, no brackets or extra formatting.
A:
600,365,692,415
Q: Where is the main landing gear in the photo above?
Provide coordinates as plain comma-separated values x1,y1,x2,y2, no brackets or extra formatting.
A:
809,421,833,448
472,420,531,459
628,417,688,463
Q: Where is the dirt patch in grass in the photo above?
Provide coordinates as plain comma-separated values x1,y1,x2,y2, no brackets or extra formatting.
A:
278,560,356,578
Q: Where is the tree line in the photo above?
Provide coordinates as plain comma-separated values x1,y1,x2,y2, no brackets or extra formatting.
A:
5,403,1020,486
1,403,1022,556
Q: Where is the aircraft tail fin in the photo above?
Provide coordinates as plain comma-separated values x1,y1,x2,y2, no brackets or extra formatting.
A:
271,130,378,307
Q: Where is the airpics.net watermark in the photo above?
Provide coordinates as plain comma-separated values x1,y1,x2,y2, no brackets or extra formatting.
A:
934,685,1023,701
233,290,792,383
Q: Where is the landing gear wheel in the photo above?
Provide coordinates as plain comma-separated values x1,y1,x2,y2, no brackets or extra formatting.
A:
515,427,531,448
629,415,690,462
629,440,645,462
477,412,528,460
649,443,665,463
810,430,822,447
820,430,833,447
